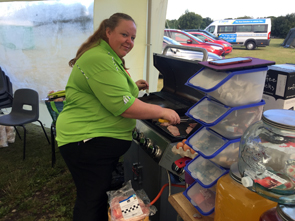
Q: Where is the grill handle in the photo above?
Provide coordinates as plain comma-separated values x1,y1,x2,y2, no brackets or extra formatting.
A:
162,44,208,61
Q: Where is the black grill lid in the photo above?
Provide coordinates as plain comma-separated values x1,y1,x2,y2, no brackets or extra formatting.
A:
153,53,205,104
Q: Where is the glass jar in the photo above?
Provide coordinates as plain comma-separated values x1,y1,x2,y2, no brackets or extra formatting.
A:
238,109,295,205
259,204,295,221
214,163,276,221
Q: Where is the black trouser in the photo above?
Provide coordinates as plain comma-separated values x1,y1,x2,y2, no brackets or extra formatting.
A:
59,137,131,221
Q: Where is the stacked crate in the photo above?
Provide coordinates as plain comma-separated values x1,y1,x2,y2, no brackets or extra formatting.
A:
181,57,274,216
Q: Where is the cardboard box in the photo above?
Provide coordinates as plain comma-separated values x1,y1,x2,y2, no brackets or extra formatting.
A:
262,94,295,111
263,64,295,110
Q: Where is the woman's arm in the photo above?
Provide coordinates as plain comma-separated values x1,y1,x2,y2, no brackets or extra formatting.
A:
121,98,180,124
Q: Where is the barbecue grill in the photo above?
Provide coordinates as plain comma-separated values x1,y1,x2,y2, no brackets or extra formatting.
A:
124,46,211,221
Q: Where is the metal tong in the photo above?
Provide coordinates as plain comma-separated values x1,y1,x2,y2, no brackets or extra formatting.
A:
158,118,190,123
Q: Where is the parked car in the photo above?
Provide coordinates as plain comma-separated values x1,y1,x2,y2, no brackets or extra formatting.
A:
164,29,225,56
183,29,223,41
162,36,222,61
188,31,233,54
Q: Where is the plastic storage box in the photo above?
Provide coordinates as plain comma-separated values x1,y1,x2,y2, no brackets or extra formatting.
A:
186,66,268,107
186,127,240,168
183,180,216,216
186,96,265,139
184,155,228,188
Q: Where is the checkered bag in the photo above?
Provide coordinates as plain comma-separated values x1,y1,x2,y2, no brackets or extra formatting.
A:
107,181,156,221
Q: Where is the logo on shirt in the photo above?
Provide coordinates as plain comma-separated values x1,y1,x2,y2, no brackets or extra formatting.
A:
123,95,131,104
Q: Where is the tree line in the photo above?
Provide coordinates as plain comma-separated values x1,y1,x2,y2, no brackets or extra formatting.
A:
166,10,295,38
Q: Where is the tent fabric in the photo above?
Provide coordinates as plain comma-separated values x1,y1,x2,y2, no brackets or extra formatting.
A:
0,0,168,127
282,28,295,48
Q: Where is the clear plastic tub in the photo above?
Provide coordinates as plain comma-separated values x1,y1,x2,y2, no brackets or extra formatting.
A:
186,127,240,168
186,97,265,139
184,155,228,188
183,180,216,216
186,66,268,107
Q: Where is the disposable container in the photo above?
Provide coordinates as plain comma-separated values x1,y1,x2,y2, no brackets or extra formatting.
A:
186,96,265,139
186,66,268,107
183,180,216,216
184,155,228,188
186,127,240,168
214,163,277,221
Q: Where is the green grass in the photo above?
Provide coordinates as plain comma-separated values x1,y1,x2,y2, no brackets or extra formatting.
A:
225,38,295,64
0,124,75,221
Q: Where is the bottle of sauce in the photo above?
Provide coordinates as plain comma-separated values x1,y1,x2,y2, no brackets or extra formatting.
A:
214,162,277,221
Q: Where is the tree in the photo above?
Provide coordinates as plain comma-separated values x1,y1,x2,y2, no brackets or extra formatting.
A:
236,16,253,19
178,10,202,29
165,19,179,29
286,13,295,30
201,17,213,29
272,16,290,38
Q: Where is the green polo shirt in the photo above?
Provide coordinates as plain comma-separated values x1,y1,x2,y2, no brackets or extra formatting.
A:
56,40,139,147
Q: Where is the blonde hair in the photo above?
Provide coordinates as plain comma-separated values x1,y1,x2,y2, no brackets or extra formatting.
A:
68,13,135,68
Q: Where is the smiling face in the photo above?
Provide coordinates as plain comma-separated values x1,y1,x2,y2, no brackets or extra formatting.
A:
106,19,137,58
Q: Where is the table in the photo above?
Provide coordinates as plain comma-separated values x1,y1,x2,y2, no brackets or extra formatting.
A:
168,192,214,221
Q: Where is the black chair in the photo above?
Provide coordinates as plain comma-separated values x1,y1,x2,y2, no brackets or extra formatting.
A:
0,88,50,160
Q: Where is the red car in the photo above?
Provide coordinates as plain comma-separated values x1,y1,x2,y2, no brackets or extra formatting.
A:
188,31,233,54
164,29,225,57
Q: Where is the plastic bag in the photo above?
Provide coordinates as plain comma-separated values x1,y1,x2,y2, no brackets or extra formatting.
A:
0,125,8,148
107,180,156,221
6,126,15,143
47,90,65,100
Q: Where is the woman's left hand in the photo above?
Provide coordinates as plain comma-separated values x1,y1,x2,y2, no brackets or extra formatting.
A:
136,79,149,91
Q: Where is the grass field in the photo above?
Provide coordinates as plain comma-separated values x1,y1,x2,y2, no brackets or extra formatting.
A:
0,124,75,221
226,38,295,64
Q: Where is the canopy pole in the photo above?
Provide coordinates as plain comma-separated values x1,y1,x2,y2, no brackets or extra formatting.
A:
146,0,152,93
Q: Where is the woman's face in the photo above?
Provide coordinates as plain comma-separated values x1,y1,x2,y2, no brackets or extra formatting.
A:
106,19,136,58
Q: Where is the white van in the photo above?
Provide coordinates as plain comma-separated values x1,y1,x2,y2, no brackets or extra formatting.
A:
205,18,271,50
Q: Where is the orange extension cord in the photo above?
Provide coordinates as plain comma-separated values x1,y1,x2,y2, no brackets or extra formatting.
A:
150,183,186,205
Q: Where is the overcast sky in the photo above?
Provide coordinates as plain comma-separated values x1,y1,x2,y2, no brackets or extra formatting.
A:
166,0,295,21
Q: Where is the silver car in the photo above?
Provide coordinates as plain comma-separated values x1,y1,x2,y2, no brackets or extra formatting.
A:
163,36,222,61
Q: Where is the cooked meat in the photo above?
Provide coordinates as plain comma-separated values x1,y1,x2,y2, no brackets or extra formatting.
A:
186,126,193,134
167,125,180,136
160,122,171,127
189,123,198,128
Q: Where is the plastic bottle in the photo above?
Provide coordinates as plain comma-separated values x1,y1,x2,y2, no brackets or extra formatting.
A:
214,163,277,221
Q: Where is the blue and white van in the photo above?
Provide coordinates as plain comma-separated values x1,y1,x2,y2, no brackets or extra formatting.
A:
205,18,271,50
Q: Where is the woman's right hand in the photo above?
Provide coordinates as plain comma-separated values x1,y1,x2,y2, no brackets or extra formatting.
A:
121,99,181,123
161,108,180,125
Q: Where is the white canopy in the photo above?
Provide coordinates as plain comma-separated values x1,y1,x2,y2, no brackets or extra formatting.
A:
0,0,168,127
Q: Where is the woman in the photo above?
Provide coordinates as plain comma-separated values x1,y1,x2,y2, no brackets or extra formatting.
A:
56,12,180,221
